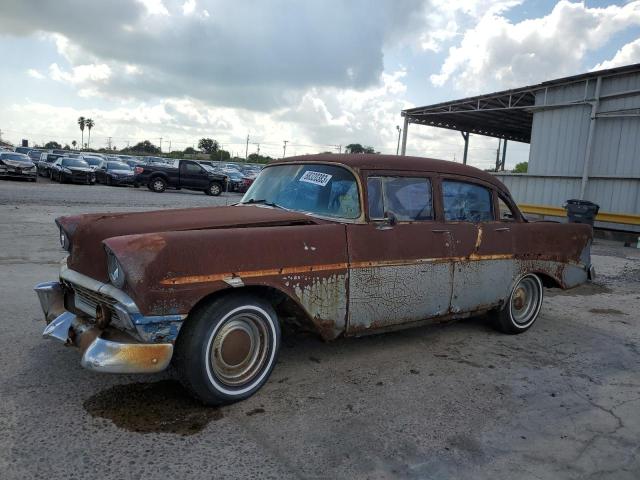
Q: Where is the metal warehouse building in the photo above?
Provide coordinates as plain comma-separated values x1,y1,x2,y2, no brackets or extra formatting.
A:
400,63,640,232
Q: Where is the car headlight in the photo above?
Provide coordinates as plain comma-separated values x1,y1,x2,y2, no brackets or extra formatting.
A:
106,251,125,288
59,227,70,251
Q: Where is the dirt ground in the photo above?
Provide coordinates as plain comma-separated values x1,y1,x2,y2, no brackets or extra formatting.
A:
1,178,639,479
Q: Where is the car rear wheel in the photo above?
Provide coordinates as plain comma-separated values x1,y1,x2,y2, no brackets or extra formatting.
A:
150,177,167,193
174,293,281,405
494,273,543,334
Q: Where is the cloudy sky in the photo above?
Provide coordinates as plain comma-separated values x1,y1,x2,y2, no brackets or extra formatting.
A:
1,0,640,168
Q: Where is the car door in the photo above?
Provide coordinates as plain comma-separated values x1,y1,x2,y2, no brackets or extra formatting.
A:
95,161,106,183
346,173,455,335
441,178,516,314
179,161,208,189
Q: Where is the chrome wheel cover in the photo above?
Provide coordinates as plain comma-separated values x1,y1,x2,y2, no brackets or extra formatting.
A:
208,312,270,387
510,276,541,326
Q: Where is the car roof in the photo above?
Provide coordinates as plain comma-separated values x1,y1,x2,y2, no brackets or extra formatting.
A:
273,153,507,191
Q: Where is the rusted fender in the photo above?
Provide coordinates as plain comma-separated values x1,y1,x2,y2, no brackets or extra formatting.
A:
103,223,349,340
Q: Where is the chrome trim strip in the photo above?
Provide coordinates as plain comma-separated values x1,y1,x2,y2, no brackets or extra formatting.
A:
42,312,75,344
81,338,173,374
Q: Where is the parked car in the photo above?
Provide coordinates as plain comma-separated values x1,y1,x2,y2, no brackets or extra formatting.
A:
95,160,136,186
35,154,595,405
37,153,64,177
49,157,95,184
81,156,103,171
141,156,173,166
134,159,227,195
0,152,37,181
14,146,33,155
27,149,43,162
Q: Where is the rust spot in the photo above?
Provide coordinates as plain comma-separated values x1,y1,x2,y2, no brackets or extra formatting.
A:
83,380,223,435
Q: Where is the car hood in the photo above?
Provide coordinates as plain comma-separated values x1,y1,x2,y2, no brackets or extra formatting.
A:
58,205,322,282
65,166,94,173
110,169,133,175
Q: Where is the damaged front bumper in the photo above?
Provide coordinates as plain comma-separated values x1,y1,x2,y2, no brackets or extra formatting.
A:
34,265,186,374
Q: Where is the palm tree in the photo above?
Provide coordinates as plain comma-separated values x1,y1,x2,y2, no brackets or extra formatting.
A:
77,117,85,148
71,140,77,150
85,118,94,148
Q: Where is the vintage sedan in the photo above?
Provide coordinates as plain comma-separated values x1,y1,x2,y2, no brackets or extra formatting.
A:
35,154,594,405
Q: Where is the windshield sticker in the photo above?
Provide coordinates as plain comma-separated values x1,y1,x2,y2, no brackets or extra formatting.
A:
299,170,332,186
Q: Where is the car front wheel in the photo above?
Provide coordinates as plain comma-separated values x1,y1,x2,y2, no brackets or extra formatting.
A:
494,273,543,334
174,293,281,405
205,181,222,196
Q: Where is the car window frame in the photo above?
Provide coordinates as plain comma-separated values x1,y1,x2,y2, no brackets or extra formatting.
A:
365,171,435,223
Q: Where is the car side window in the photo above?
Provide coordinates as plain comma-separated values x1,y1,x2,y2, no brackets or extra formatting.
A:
497,195,517,222
367,176,433,221
182,163,202,175
442,180,493,222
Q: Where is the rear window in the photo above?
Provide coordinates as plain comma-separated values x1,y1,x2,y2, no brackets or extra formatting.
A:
442,180,493,222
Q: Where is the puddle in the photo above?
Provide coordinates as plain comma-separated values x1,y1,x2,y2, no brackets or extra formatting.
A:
83,380,223,435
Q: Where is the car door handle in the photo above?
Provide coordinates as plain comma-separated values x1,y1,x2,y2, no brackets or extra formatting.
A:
494,227,510,232
431,229,450,233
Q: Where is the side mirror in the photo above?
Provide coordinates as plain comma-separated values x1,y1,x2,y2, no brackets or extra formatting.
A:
384,211,397,226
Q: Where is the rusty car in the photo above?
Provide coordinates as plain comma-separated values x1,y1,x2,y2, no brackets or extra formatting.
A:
35,154,594,404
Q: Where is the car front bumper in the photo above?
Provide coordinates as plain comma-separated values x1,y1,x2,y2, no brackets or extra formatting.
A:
34,264,186,374
110,175,135,186
0,165,37,179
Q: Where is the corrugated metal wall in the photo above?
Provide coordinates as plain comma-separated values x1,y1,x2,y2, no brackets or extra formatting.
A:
500,71,640,230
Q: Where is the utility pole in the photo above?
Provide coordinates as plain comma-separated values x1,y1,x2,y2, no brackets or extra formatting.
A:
282,140,288,158
495,138,502,172
245,134,250,161
168,140,171,153
106,137,112,150
159,137,163,153
396,125,402,155
335,144,342,154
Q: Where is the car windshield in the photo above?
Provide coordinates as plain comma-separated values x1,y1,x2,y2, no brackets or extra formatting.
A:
1,153,31,162
107,162,130,170
241,163,361,219
84,157,102,166
199,163,216,172
62,159,89,168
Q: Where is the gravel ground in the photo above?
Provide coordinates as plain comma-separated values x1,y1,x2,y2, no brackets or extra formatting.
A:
0,178,639,479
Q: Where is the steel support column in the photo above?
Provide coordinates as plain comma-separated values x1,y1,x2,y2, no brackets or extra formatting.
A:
461,131,469,165
400,116,409,156
580,76,602,199
501,139,507,171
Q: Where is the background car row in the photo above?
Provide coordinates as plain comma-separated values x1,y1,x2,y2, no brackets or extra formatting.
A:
5,146,264,192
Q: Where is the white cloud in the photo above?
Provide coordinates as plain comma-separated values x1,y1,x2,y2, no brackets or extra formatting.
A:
137,0,169,16
592,39,640,70
27,69,45,79
49,63,112,86
430,0,640,93
182,0,196,15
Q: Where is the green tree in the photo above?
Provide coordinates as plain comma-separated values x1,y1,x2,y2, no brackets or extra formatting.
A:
513,162,528,173
44,141,62,149
183,147,197,154
85,118,94,147
247,153,273,164
130,140,161,154
71,140,77,149
198,138,219,154
210,149,231,161
345,143,376,154
77,117,85,147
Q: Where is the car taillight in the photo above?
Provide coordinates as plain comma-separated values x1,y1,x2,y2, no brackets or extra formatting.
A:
134,166,143,174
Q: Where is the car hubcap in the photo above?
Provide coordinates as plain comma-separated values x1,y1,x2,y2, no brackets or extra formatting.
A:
511,277,539,325
153,180,163,190
209,313,269,387
211,185,220,195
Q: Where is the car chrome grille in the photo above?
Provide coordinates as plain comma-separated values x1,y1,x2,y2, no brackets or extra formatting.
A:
64,281,122,324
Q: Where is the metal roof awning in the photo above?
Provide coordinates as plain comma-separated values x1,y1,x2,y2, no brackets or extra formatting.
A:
401,62,640,145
